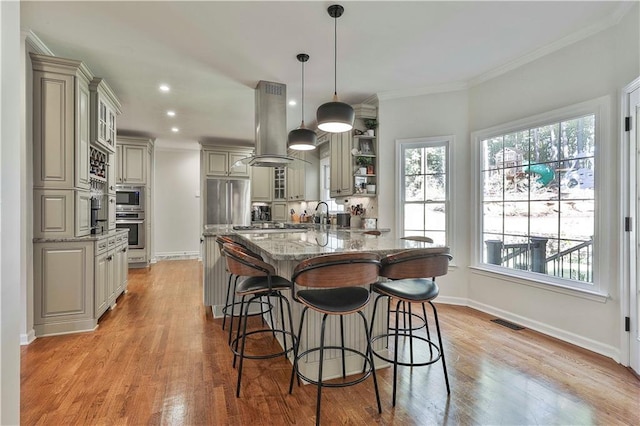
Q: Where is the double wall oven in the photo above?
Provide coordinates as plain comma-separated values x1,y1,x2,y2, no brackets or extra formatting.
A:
115,186,145,249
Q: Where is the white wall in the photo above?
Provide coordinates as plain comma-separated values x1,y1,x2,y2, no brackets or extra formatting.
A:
464,5,639,361
376,4,639,362
153,141,201,259
377,90,470,302
1,0,22,422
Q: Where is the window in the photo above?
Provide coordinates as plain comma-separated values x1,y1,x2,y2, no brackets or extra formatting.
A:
473,98,608,292
397,137,451,246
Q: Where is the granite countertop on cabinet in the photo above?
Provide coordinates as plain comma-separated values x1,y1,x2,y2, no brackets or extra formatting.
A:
236,228,444,261
33,229,129,243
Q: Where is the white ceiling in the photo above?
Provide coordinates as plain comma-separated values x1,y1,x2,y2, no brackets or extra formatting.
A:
20,1,632,147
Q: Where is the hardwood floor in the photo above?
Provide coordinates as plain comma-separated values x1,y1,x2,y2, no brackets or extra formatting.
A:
21,260,639,425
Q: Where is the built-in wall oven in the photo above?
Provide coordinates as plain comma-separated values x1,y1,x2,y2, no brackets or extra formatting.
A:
115,211,145,249
116,185,144,211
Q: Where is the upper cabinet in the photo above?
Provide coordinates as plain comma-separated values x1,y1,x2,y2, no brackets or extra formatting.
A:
31,53,94,238
286,150,319,202
329,132,354,198
116,136,153,185
251,166,273,202
89,78,121,153
31,53,92,191
202,148,251,177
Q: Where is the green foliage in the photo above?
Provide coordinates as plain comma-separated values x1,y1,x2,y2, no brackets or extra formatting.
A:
363,118,378,130
356,156,373,167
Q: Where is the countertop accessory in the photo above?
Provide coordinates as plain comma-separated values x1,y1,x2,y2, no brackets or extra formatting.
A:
316,4,354,133
288,53,317,150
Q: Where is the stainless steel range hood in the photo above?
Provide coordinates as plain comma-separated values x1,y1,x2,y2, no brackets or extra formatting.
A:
239,80,298,168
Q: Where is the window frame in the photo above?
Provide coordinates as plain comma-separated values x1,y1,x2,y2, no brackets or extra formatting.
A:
395,136,453,247
471,96,611,298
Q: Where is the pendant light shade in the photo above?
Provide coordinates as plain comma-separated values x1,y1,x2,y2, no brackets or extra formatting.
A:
288,53,317,150
317,4,354,133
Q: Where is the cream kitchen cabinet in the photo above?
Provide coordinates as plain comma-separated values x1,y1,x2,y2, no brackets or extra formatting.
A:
251,166,273,202
287,150,319,202
272,202,288,222
203,148,251,177
31,53,93,238
116,140,147,185
329,132,354,198
95,233,129,319
33,240,95,336
89,77,121,153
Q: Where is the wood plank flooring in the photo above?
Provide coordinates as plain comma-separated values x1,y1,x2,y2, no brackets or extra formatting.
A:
21,260,639,425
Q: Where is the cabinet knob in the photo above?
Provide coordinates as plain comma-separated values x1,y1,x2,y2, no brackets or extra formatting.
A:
110,199,115,203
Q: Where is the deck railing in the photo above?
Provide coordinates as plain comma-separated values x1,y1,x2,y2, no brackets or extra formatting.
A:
485,237,593,282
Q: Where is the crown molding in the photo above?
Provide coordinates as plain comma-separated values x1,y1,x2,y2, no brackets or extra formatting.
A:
22,30,53,55
469,2,637,87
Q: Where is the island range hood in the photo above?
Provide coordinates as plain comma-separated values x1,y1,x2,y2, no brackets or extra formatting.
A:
239,80,301,168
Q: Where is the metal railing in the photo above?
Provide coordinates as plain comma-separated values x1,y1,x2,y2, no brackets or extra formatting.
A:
485,237,593,283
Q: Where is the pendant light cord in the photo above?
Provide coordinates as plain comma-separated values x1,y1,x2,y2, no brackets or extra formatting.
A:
301,58,305,126
333,12,338,96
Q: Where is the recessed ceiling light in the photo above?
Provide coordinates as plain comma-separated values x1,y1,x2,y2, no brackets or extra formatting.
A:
159,84,170,92
167,110,176,117
289,100,297,106
171,127,179,132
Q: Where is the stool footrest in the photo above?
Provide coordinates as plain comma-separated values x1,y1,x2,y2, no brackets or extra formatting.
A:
371,333,441,366
231,329,297,360
293,346,373,388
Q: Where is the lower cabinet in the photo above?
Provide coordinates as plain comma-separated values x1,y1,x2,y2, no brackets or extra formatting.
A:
33,230,129,337
95,234,129,319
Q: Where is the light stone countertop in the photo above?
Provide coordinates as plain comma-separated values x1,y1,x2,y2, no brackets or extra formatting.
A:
203,225,445,261
33,229,129,243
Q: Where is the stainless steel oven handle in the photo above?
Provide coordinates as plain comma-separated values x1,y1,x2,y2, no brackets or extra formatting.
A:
115,220,144,224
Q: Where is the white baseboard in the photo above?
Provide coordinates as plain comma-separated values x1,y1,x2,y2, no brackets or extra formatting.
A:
154,251,200,261
20,329,36,345
467,300,621,363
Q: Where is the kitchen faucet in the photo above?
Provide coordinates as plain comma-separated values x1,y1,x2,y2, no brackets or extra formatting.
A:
315,201,329,225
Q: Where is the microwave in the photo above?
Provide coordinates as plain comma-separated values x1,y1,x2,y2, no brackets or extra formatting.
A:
116,186,144,211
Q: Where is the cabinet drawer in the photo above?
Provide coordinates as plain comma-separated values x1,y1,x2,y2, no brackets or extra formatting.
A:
96,237,109,255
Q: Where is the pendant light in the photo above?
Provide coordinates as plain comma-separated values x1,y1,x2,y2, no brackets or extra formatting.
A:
288,53,317,151
316,4,354,133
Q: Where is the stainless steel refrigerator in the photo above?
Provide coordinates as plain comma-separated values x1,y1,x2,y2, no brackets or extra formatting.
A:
205,178,251,225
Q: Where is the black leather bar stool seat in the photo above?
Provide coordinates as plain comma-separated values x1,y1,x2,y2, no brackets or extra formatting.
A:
289,252,382,426
370,248,452,406
222,243,297,398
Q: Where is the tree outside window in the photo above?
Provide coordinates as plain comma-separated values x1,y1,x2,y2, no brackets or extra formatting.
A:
480,114,595,283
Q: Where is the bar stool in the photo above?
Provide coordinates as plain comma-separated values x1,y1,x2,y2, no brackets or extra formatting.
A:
289,252,382,425
369,248,452,406
215,236,273,345
222,243,297,397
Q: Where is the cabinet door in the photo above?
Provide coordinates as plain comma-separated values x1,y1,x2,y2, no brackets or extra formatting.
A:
117,243,128,294
107,107,117,149
205,151,228,175
229,152,250,177
95,250,109,317
75,190,92,237
330,132,354,198
115,144,123,183
273,166,286,200
251,166,273,201
272,202,288,222
108,195,116,230
122,145,146,184
107,152,116,194
76,80,90,189
33,70,75,188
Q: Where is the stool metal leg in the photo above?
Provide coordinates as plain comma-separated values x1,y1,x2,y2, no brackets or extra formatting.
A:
422,302,434,358
316,313,329,426
429,301,450,394
232,295,246,369
222,272,233,331
289,307,308,393
392,298,402,406
340,315,346,378
358,310,382,414
228,275,240,345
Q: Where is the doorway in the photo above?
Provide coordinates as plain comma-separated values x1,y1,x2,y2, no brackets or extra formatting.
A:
624,77,640,375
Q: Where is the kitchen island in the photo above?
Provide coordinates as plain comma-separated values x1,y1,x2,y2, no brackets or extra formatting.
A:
202,225,447,380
